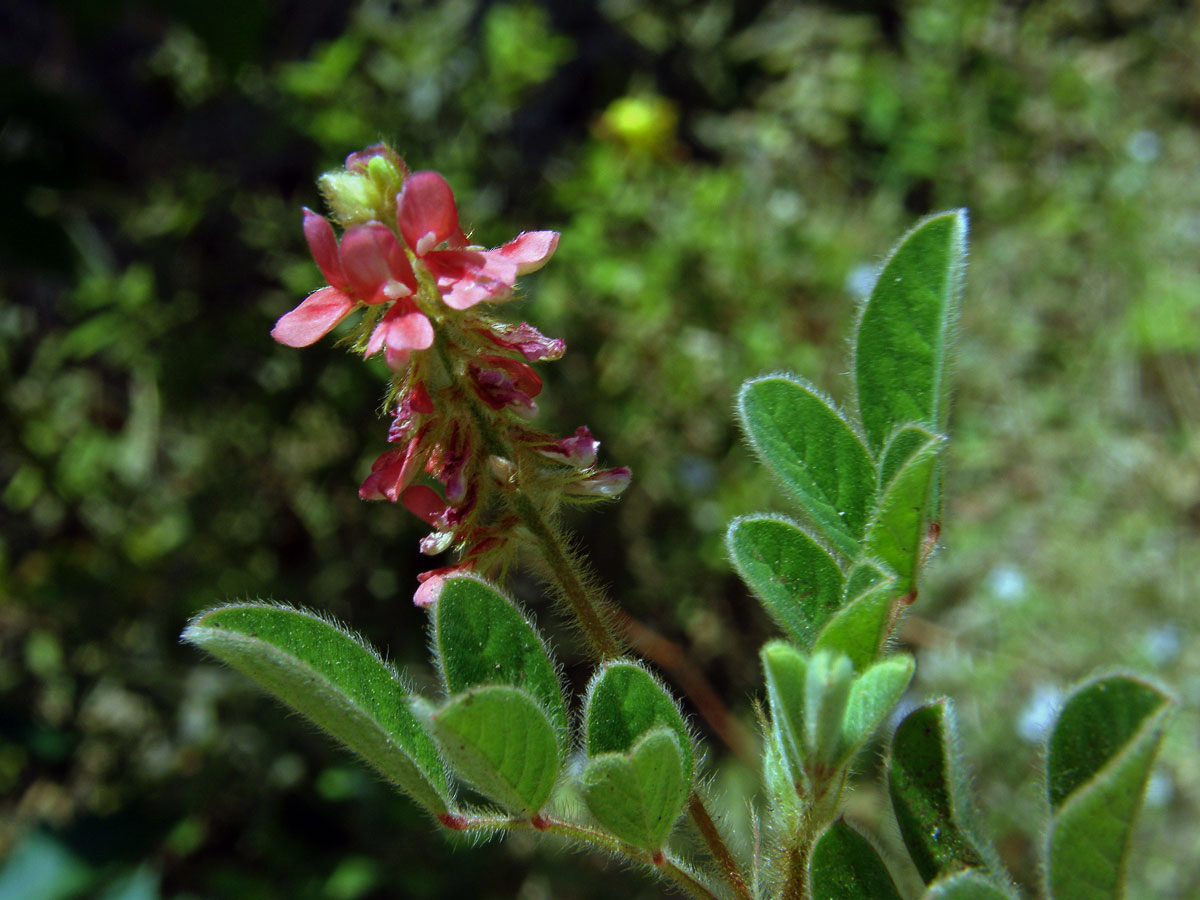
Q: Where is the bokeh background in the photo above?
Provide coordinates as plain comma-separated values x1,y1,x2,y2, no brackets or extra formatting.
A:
3,1,1197,898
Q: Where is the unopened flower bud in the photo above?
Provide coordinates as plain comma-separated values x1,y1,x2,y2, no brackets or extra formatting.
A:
419,530,456,555
564,466,632,500
319,144,408,226
488,455,517,484
537,426,599,468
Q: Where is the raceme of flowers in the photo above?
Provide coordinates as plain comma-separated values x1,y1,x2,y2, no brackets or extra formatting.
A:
270,145,630,599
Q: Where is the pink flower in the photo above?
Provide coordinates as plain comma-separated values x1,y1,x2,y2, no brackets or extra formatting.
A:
272,211,421,348
428,424,472,504
413,571,452,608
482,322,565,362
388,382,435,444
363,301,435,370
536,426,599,468
468,355,543,416
401,484,452,528
564,466,632,499
359,427,430,502
396,171,559,310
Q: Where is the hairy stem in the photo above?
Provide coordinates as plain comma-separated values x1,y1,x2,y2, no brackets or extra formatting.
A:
446,813,725,900
451,365,623,661
779,770,846,900
511,491,623,660
688,792,754,900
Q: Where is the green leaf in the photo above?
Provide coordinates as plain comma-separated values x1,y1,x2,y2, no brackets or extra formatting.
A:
863,434,944,596
432,685,561,816
432,575,567,749
182,603,451,814
843,559,895,601
1047,675,1171,809
810,819,903,900
581,727,689,852
814,575,899,671
804,649,855,770
839,655,914,764
888,700,994,884
1045,675,1174,900
585,661,693,782
737,375,875,558
880,423,941,489
923,871,1017,900
727,515,844,646
761,640,809,782
854,210,967,455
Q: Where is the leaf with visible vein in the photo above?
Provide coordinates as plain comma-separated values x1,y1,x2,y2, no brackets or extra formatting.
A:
737,375,875,558
183,602,451,814
854,210,967,454
1045,675,1174,900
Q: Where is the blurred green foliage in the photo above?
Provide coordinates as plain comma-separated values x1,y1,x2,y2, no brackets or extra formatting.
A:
2,0,1197,898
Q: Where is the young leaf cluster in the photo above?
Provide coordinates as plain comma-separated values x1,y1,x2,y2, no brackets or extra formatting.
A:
727,212,1174,899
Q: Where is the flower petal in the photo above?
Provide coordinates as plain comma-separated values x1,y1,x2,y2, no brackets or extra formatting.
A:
340,222,404,303
402,484,449,526
386,310,435,352
303,209,347,289
270,287,355,347
536,425,599,468
564,466,632,499
359,432,428,501
398,171,464,255
493,231,560,274
484,322,565,361
414,572,453,608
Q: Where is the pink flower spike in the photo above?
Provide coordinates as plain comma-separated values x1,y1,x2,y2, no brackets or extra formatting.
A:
271,287,356,347
565,466,632,499
303,209,348,289
398,171,465,256
340,223,415,304
537,426,599,468
484,322,565,361
401,484,450,526
492,231,560,275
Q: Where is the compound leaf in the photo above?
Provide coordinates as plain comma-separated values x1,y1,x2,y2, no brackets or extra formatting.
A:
581,727,689,852
432,575,567,749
